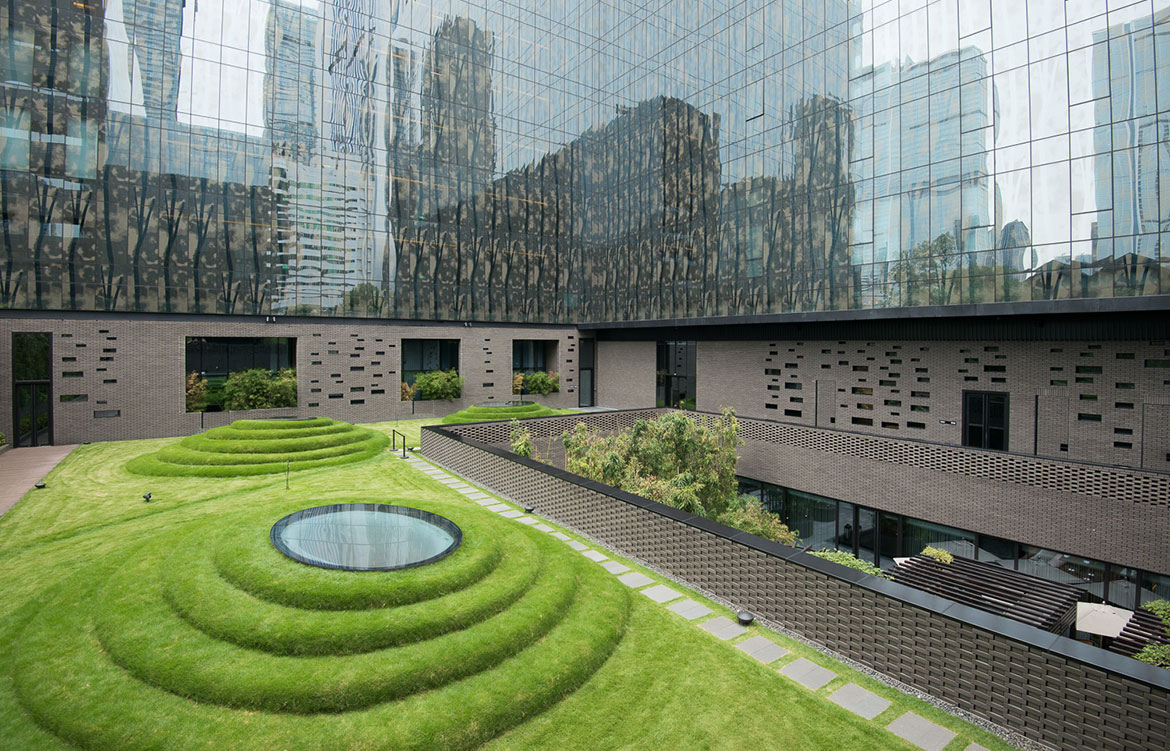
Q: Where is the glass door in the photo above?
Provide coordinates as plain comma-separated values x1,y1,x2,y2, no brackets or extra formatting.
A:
963,391,1009,450
12,332,52,447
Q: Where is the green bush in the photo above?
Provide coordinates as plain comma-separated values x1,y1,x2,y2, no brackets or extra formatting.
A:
414,369,464,400
222,368,297,410
510,419,535,458
1142,599,1170,633
0,432,6,447
920,546,954,564
808,549,892,580
716,495,797,545
562,409,741,518
523,371,559,395
185,372,208,413
1135,644,1170,669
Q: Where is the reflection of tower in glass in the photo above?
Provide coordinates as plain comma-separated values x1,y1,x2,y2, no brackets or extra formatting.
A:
269,0,397,313
1093,11,1165,273
123,0,184,123
861,47,994,302
418,16,496,215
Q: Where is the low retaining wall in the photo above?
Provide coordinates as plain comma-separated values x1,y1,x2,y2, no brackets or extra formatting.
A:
422,415,1170,751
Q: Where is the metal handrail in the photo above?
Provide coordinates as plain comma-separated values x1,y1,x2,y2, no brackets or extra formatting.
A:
391,429,408,458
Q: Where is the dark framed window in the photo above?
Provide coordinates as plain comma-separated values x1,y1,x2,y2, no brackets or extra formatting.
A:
402,339,459,384
962,391,1008,451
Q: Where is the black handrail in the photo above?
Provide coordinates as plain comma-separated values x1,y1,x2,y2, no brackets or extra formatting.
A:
391,429,408,459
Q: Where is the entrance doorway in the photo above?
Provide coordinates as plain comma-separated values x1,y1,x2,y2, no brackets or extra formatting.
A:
12,332,53,447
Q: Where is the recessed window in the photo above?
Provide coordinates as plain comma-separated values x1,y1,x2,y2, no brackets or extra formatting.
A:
851,417,873,426
93,409,120,418
59,394,87,402
1077,413,1102,422
851,387,872,395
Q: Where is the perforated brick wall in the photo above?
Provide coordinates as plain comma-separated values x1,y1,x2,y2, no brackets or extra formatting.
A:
422,426,1170,751
0,314,580,443
696,338,1170,472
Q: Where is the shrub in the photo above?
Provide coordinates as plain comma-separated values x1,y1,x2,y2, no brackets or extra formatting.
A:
512,372,525,395
0,431,5,447
920,546,954,564
1143,599,1170,635
524,371,559,396
510,419,534,458
401,381,417,402
716,495,797,545
562,408,741,517
223,368,297,410
185,372,208,413
414,369,464,400
1135,644,1170,669
809,549,892,580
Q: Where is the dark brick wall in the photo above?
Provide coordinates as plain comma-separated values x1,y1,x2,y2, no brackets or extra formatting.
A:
0,314,581,443
422,423,1170,751
596,340,656,408
696,338,1170,472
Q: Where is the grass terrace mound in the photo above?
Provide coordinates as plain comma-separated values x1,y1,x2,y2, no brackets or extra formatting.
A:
126,417,390,476
441,402,559,424
10,497,630,750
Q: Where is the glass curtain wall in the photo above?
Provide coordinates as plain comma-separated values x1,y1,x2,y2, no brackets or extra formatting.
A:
1,1,1166,322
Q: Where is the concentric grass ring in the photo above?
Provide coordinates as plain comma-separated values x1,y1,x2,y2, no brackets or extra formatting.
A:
12,540,629,751
213,504,501,611
440,401,559,424
164,521,536,656
126,418,390,476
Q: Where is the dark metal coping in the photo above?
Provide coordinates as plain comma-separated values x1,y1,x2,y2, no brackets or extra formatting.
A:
423,421,1170,691
270,503,462,572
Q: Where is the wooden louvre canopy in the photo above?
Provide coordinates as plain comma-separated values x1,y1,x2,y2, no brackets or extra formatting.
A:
1110,608,1170,658
890,554,1081,634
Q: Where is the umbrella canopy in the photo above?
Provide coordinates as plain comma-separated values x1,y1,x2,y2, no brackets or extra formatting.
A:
1076,602,1134,638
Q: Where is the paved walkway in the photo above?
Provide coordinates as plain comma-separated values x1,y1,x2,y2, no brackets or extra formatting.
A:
395,450,1000,751
0,445,78,516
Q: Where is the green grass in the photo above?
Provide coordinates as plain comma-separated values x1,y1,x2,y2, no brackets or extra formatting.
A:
440,402,581,424
0,418,1020,751
127,417,389,476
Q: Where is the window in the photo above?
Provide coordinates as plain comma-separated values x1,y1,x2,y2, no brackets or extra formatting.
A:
512,340,557,375
402,339,459,384
962,391,1008,451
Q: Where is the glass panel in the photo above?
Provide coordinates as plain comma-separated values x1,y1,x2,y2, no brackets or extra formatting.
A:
836,501,855,552
13,332,51,381
976,534,1016,567
787,489,836,552
1017,544,1086,586
1140,572,1170,607
903,518,976,559
856,508,878,566
877,511,901,569
1104,566,1139,610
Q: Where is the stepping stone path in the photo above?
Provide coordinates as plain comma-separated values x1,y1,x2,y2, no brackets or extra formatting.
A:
617,572,653,588
600,560,629,575
735,635,789,665
886,713,956,751
397,452,988,751
828,683,890,720
640,584,682,603
667,599,712,620
699,616,748,641
779,658,837,691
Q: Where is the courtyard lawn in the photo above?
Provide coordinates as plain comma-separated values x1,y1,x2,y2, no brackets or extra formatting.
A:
0,420,1018,751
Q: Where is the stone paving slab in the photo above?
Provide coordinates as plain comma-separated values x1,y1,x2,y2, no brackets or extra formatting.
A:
551,532,571,541
487,503,511,512
514,517,538,525
828,683,890,720
438,479,461,485
450,483,470,489
616,572,654,588
421,468,443,475
886,712,956,751
666,599,712,620
432,474,454,480
533,524,554,532
499,509,524,518
566,540,588,551
456,487,478,495
735,635,789,665
640,584,682,603
698,616,748,641
965,745,991,751
475,498,497,506
582,550,608,562
779,658,837,691
467,492,490,499
599,560,629,574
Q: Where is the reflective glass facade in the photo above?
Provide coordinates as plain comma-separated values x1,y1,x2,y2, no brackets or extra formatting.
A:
1,0,1168,322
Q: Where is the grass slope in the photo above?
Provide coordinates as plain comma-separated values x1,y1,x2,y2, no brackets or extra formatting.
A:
440,402,580,424
127,417,389,476
0,419,1019,751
